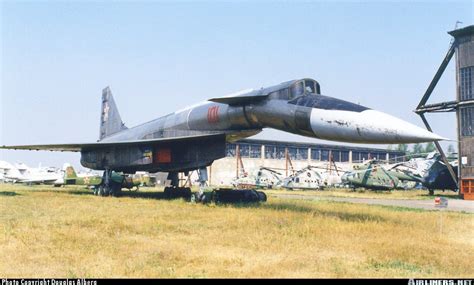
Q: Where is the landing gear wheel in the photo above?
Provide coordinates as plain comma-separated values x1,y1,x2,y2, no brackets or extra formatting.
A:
164,187,191,200
182,187,192,199
256,191,267,202
213,189,265,204
164,187,172,198
110,182,122,197
98,185,105,196
192,191,213,204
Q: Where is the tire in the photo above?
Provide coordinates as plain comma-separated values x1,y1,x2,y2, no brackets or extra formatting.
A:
164,187,171,198
103,185,110,196
111,182,122,197
182,187,192,199
98,185,105,196
257,191,267,202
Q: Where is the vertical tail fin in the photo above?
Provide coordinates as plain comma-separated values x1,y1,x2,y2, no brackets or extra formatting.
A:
65,165,77,179
99,87,127,140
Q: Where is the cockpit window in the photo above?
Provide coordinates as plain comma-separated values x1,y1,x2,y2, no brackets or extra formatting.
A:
279,88,289,100
270,88,290,100
304,80,317,94
290,81,305,98
288,94,370,112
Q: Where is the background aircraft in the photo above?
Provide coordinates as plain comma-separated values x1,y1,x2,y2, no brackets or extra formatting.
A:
232,166,283,189
383,152,458,194
281,166,324,190
63,165,102,187
63,165,145,194
341,160,422,190
420,155,458,195
0,161,63,185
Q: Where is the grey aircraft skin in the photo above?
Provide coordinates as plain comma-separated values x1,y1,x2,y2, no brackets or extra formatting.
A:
1,78,444,195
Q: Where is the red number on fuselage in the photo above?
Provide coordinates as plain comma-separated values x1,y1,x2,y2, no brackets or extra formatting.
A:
207,106,219,123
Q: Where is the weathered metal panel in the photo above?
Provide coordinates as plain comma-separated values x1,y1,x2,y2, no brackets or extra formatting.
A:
81,146,153,169
80,135,226,173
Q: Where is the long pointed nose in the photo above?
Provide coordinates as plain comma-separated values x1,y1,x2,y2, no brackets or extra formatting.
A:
309,108,445,144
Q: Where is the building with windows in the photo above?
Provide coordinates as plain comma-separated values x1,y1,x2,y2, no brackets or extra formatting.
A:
203,139,405,186
225,139,404,163
449,25,474,199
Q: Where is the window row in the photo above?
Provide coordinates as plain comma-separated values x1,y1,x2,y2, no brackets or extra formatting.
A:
226,144,398,162
460,66,473,101
461,107,474,137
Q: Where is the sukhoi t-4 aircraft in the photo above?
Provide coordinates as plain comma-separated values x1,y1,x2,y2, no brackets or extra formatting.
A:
1,78,444,196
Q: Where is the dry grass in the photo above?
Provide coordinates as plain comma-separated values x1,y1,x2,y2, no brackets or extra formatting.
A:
265,188,461,200
0,184,472,278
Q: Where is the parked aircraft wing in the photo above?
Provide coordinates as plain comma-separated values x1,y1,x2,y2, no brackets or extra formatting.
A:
209,94,268,106
19,178,60,184
0,133,226,152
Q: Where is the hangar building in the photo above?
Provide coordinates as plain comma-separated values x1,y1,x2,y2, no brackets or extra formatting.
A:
201,139,405,186
449,26,474,199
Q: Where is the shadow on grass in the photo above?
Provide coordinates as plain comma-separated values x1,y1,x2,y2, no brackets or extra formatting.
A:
0,191,21,196
28,188,93,196
62,188,176,200
234,201,387,223
119,190,170,200
421,193,461,200
67,190,95,196
45,187,189,201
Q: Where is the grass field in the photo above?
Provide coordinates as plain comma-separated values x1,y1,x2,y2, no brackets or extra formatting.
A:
0,184,473,278
265,188,461,200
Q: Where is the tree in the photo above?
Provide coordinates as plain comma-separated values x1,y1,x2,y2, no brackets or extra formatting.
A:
412,143,424,154
424,142,436,153
447,144,455,154
397,144,408,153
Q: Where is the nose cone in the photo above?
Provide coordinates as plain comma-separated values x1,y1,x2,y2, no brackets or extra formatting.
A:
310,108,446,144
364,110,446,143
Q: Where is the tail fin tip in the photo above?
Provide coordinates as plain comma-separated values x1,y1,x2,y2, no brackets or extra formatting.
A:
65,166,77,179
99,87,127,140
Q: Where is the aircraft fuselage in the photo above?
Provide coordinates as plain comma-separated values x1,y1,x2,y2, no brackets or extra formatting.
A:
82,79,443,173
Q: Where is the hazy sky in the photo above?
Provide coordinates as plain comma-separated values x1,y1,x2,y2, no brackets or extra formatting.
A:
1,1,472,170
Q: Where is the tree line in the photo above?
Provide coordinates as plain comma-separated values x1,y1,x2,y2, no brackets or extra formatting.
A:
388,143,455,155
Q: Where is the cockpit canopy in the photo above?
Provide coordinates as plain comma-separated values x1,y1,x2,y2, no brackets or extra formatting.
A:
208,78,322,106
268,79,321,101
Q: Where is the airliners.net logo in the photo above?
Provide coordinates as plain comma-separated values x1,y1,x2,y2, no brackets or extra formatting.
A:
409,280,472,285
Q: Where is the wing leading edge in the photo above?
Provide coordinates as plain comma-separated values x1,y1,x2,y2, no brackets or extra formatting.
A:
0,133,227,152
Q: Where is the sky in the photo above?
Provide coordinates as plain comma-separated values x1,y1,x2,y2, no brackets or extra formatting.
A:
1,0,473,170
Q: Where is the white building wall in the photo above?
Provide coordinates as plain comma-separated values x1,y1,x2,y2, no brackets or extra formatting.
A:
185,157,354,187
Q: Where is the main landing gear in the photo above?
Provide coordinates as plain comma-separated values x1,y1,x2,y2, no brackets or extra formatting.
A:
163,171,192,199
163,167,210,200
190,167,267,204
